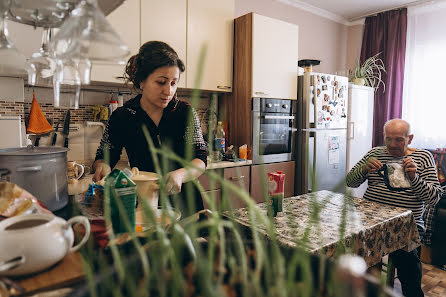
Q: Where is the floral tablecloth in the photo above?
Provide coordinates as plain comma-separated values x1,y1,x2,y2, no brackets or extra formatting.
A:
229,190,421,267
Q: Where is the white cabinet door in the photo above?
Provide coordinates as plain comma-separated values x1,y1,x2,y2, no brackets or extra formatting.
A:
90,0,140,83
252,14,298,99
187,0,234,92
140,0,187,88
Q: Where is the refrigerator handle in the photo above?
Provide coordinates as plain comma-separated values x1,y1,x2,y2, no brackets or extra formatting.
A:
348,122,355,140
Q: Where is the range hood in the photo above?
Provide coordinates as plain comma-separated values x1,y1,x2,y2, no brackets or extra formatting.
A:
6,0,125,28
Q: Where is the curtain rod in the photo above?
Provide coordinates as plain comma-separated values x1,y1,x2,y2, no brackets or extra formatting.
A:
349,0,437,22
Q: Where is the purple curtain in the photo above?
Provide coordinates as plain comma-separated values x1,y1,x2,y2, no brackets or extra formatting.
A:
360,9,407,146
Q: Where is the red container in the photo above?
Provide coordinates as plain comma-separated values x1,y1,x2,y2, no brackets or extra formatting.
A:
267,171,285,216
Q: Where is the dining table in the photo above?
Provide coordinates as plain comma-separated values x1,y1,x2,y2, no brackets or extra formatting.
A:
227,190,421,268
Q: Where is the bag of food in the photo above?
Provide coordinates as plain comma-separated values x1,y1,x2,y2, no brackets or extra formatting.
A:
0,182,52,219
378,160,411,191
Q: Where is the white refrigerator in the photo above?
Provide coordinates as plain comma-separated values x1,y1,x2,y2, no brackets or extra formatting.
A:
296,72,348,194
346,84,374,197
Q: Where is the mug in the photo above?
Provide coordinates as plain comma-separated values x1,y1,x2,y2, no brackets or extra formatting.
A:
67,161,85,184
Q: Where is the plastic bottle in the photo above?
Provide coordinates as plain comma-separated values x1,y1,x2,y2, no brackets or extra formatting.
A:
117,93,124,107
213,121,225,161
109,100,118,115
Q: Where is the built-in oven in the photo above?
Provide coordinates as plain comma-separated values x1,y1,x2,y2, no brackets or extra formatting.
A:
252,98,297,164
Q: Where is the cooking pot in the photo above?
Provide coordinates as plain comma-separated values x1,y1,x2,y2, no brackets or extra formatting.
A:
0,213,90,276
130,167,159,211
0,146,69,211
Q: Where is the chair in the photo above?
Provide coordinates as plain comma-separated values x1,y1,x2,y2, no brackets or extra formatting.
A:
431,193,446,267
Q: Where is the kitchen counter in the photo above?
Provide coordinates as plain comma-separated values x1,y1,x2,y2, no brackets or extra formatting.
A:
228,190,421,267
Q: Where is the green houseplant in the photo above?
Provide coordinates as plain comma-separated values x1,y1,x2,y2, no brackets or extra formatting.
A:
350,52,386,92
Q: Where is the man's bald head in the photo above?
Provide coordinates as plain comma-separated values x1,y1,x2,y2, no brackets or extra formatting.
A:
383,119,414,157
384,119,411,137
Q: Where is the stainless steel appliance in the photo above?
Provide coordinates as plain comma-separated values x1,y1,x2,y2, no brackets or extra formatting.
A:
0,146,69,211
251,98,297,164
296,72,348,194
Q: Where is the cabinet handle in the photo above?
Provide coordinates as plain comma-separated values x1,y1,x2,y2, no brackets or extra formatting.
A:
229,175,244,181
254,91,268,95
217,86,231,90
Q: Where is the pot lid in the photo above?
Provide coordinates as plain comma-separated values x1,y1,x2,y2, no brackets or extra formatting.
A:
0,146,68,156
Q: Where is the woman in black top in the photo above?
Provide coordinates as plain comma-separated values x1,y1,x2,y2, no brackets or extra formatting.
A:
92,41,208,215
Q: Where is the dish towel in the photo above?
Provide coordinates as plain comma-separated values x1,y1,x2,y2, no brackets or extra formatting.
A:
26,91,53,135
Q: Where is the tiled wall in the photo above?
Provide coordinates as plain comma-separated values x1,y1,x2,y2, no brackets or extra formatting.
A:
0,83,215,163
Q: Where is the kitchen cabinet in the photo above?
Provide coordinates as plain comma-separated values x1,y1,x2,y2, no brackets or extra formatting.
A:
221,166,250,209
90,0,140,84
186,0,234,92
140,0,187,88
251,14,299,99
250,161,295,204
225,12,298,148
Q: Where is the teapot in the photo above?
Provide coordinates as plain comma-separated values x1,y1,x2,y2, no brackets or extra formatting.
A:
0,213,90,276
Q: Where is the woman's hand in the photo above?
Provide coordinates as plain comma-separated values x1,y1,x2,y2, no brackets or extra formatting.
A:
92,161,111,182
361,157,383,174
165,169,186,195
403,157,417,180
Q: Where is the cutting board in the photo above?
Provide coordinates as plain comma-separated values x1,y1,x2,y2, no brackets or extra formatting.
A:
11,252,84,296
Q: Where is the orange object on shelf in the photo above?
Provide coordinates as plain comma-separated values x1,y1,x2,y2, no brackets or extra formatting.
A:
26,91,53,135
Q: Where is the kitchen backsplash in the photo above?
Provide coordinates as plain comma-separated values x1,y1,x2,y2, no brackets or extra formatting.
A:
0,85,215,163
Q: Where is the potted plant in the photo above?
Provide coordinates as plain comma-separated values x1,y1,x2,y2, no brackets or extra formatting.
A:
350,52,386,92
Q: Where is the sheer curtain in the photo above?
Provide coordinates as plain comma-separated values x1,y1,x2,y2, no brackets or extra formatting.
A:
402,2,446,149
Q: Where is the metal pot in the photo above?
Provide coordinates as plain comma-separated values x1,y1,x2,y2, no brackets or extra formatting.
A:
0,146,69,211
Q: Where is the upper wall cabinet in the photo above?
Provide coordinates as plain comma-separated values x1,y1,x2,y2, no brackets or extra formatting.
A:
186,0,234,92
140,0,187,88
251,14,299,99
90,0,140,84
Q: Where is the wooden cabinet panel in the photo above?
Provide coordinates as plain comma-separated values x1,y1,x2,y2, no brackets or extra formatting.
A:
250,161,295,204
187,0,234,92
197,168,222,191
222,166,250,209
201,189,221,209
140,0,187,88
251,14,299,100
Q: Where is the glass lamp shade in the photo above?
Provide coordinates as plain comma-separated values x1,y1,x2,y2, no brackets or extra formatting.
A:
26,28,56,86
0,16,28,77
49,0,130,64
53,58,91,108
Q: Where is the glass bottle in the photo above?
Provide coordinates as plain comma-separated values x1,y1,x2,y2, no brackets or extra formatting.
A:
213,121,225,161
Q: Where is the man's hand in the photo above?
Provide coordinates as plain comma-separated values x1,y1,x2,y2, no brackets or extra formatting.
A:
361,157,383,174
403,157,417,180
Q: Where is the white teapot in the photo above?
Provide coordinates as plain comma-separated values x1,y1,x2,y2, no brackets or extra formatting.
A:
0,213,90,276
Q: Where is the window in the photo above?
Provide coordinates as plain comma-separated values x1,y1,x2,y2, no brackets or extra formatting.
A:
402,2,446,149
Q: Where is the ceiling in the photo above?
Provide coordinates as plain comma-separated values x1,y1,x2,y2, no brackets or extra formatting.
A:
278,0,436,23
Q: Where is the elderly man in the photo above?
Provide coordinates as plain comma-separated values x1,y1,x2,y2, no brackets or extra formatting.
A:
346,119,441,297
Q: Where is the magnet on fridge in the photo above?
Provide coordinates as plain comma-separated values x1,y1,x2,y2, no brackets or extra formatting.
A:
317,75,321,83
317,88,321,97
322,85,327,91
321,76,326,83
324,94,330,101
327,76,331,81
338,88,344,98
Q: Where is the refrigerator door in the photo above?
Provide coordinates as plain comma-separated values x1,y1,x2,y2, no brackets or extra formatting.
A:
311,73,348,129
309,129,347,193
346,84,374,197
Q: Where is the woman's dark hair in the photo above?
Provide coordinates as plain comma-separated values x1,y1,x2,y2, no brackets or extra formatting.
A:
124,41,185,90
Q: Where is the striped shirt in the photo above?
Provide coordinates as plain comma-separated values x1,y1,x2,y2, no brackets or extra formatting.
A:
346,147,441,234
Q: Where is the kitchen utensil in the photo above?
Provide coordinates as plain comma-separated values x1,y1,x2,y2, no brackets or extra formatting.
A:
51,120,60,146
0,213,90,276
0,146,69,211
130,167,159,212
62,110,70,148
67,161,85,184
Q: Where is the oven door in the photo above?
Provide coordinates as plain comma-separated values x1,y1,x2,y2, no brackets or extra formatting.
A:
252,112,296,164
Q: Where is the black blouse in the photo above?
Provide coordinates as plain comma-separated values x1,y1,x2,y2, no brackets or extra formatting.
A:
95,95,208,173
